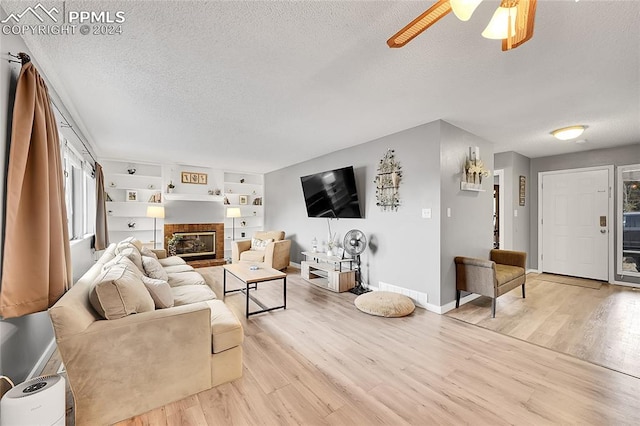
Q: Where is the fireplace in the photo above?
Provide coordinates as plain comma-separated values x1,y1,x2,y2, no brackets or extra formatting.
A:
164,223,225,267
173,232,215,257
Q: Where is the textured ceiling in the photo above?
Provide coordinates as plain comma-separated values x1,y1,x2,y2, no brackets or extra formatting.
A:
6,0,640,173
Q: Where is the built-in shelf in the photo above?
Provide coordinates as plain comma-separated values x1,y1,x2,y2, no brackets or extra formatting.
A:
106,201,163,206
460,182,486,192
164,193,224,202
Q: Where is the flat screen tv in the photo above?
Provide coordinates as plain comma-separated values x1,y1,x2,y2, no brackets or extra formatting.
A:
300,166,363,218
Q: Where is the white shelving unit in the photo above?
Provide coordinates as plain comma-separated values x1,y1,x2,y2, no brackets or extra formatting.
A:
102,160,164,248
223,171,264,258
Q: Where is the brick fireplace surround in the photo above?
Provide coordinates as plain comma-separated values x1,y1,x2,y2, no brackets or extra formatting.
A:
164,223,226,268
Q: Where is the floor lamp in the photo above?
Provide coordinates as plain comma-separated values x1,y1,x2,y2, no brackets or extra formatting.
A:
146,205,165,249
226,207,242,240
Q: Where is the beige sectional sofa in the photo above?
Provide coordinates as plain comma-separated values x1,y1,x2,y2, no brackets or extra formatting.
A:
48,238,244,425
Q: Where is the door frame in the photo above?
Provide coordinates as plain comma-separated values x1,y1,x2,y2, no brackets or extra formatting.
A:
538,165,614,283
494,169,505,250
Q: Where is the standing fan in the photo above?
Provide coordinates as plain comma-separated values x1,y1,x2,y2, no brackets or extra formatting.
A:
343,229,371,295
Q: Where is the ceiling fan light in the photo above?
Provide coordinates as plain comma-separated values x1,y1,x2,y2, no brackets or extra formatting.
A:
481,6,517,39
450,0,484,21
551,125,586,141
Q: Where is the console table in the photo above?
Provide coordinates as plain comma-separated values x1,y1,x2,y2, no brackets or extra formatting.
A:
300,251,355,293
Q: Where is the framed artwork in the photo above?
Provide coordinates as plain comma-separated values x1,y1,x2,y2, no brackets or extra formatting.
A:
181,171,208,185
519,176,526,206
239,195,248,205
126,190,138,202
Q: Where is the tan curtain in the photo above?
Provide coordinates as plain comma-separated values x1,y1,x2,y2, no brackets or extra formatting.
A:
94,162,109,250
0,60,72,319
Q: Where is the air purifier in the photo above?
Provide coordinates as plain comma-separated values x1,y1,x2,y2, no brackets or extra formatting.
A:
0,374,65,426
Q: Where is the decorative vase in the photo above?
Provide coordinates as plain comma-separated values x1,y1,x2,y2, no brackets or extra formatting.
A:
168,244,177,257
326,249,333,257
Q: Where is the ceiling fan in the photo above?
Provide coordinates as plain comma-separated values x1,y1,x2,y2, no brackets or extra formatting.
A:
387,0,537,51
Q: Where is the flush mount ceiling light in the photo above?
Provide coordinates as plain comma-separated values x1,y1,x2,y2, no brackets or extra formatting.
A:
551,125,586,141
387,0,537,51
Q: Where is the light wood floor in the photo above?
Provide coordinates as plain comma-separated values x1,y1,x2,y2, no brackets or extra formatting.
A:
447,273,640,379
47,267,640,425
113,267,640,425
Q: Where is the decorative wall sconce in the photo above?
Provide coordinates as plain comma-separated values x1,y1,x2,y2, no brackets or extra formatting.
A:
461,146,490,192
375,149,402,211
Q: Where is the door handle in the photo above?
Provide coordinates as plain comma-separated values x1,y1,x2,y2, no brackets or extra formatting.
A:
600,229,607,234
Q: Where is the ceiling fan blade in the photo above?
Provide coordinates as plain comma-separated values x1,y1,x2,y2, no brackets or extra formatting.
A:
387,0,452,48
502,0,537,51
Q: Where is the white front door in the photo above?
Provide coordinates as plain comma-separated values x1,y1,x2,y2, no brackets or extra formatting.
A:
541,169,609,280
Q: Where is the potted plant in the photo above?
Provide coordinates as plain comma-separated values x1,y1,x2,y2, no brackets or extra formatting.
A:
167,234,182,256
167,180,175,193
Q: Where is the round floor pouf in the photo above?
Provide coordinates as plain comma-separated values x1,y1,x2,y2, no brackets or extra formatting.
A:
354,291,415,318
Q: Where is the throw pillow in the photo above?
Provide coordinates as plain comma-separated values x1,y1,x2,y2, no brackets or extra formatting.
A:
142,255,169,281
140,247,158,259
119,247,145,273
141,276,174,309
250,237,273,251
118,237,143,252
102,255,145,280
89,263,155,320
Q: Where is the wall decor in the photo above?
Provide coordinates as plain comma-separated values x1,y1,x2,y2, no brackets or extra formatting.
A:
374,148,402,211
239,195,248,205
519,176,526,206
461,146,490,192
181,171,208,185
126,190,138,202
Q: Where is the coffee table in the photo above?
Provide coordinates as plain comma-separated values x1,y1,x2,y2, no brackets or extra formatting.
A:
223,263,287,318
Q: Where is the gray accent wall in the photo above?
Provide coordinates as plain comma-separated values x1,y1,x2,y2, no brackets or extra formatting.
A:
0,31,97,383
494,151,531,266
265,120,494,307
530,143,640,284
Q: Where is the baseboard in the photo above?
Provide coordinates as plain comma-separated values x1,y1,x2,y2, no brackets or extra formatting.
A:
289,261,301,269
378,281,429,310
26,338,56,380
526,268,541,274
437,293,481,314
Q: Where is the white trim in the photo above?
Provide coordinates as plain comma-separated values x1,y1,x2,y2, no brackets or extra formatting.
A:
378,281,429,309
611,279,640,288
538,165,615,283
437,293,482,314
494,169,505,250
26,338,56,380
526,268,541,274
289,261,301,269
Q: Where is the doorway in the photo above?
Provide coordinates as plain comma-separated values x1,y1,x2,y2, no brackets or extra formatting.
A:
494,169,505,250
539,167,613,281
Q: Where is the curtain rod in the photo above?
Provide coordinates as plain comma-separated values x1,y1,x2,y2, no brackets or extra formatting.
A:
8,51,98,166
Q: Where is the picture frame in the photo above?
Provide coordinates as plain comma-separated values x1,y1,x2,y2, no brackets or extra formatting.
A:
519,176,526,206
181,171,208,185
126,190,138,202
239,195,248,205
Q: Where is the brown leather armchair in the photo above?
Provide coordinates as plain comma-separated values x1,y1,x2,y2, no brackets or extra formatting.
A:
232,231,291,271
454,249,527,318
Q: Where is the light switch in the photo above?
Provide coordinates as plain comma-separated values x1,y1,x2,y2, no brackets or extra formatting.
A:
447,208,451,218
514,209,518,217
422,208,432,219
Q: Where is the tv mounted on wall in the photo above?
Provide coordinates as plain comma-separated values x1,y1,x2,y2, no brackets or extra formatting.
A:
300,166,363,218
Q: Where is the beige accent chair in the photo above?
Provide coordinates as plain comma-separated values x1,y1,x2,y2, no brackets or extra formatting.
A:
454,249,527,318
232,230,291,271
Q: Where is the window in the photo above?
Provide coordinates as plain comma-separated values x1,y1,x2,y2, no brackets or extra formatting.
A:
62,137,96,240
617,164,640,276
